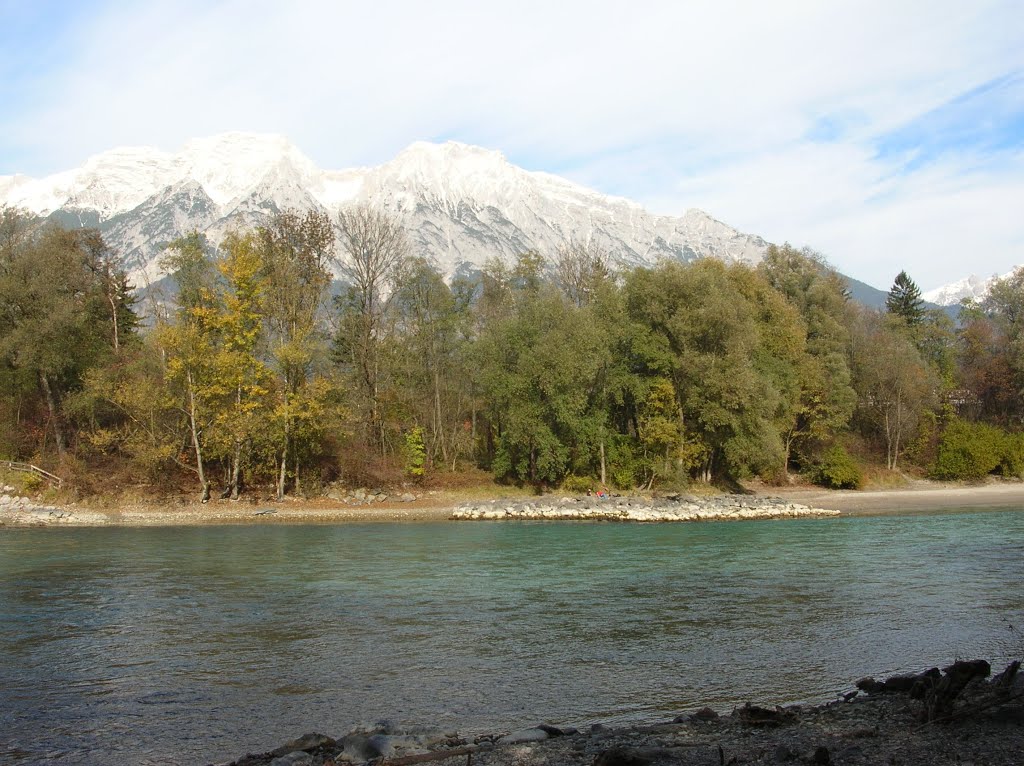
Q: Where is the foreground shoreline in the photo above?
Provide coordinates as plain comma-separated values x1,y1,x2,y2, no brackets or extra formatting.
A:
1,481,1023,527
217,659,1023,766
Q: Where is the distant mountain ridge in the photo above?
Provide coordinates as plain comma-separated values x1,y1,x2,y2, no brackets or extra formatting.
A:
1,132,771,285
922,267,1021,307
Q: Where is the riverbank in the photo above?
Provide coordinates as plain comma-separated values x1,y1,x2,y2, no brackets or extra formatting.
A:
1,480,1023,527
763,479,1024,515
218,660,1023,766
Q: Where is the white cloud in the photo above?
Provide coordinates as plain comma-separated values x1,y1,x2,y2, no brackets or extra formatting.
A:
1,0,1022,289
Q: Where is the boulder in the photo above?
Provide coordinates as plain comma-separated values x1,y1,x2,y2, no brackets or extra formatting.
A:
339,733,385,761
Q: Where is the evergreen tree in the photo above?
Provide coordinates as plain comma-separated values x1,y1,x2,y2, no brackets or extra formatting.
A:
886,270,924,326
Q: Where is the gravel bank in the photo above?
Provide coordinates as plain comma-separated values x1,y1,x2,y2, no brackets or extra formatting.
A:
214,660,1023,766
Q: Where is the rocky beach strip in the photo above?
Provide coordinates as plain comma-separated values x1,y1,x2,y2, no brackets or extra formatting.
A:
0,488,103,525
450,494,841,522
215,659,1023,766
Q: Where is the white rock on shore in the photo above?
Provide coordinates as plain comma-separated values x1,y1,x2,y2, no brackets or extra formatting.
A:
450,495,840,522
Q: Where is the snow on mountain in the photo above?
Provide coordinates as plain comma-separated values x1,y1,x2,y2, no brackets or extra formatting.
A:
1,133,770,285
923,267,1021,306
179,133,322,207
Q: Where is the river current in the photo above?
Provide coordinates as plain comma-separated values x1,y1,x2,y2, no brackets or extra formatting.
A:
2,509,1023,765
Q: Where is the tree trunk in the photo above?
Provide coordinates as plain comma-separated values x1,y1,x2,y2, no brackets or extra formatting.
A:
107,292,120,351
600,437,607,486
434,370,448,466
38,372,67,457
186,369,210,502
230,445,242,500
277,392,290,501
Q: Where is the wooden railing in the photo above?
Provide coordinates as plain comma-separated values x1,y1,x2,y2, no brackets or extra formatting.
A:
1,461,64,488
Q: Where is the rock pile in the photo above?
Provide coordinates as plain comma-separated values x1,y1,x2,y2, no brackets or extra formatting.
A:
0,491,70,521
451,494,840,522
324,486,419,505
0,487,104,525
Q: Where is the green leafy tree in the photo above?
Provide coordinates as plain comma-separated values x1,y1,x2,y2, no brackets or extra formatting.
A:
476,279,607,485
207,232,272,499
626,260,805,482
158,232,220,500
390,257,473,471
851,311,938,470
256,210,334,498
0,214,129,458
759,244,856,473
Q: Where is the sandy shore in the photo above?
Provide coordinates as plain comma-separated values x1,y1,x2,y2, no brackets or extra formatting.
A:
2,480,1023,527
761,480,1024,515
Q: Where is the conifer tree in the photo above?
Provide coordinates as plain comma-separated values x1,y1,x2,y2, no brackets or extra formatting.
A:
886,270,924,326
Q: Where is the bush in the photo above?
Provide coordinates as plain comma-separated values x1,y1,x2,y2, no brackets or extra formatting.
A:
930,419,1004,481
561,474,595,494
998,432,1024,478
606,437,642,490
403,427,426,478
812,446,862,489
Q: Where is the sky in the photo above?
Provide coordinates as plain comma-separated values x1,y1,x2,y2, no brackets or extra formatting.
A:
0,0,1022,291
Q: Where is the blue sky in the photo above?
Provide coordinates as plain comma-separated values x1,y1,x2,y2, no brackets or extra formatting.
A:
1,0,1022,290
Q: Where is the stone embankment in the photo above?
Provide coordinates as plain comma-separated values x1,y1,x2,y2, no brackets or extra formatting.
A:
451,494,840,522
217,659,1023,766
0,485,104,525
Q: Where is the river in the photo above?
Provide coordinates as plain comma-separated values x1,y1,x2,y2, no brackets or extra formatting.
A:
2,509,1023,765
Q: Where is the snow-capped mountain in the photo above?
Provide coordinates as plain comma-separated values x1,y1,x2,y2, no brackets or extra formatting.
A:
923,267,1021,307
0,132,770,285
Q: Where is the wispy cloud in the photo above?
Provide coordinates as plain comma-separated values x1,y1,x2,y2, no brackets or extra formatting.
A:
0,0,1021,289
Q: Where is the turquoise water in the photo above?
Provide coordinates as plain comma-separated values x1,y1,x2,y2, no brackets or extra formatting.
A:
1,510,1023,765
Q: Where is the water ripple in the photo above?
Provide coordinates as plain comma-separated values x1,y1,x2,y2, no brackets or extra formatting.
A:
0,509,1022,765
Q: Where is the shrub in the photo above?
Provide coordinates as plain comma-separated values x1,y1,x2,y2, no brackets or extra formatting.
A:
998,433,1024,478
606,437,642,490
403,427,426,478
812,446,862,489
930,419,1004,481
561,474,595,494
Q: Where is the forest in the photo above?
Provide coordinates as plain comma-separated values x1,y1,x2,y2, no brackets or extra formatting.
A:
2,204,1023,501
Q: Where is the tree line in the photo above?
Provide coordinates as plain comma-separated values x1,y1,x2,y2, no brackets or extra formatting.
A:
2,204,1023,499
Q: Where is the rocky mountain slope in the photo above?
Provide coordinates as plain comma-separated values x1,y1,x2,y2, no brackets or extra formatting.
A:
1,133,769,285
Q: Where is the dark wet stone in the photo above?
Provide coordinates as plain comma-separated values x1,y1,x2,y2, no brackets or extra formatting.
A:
268,752,312,766
593,746,654,766
339,733,384,761
690,706,720,721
